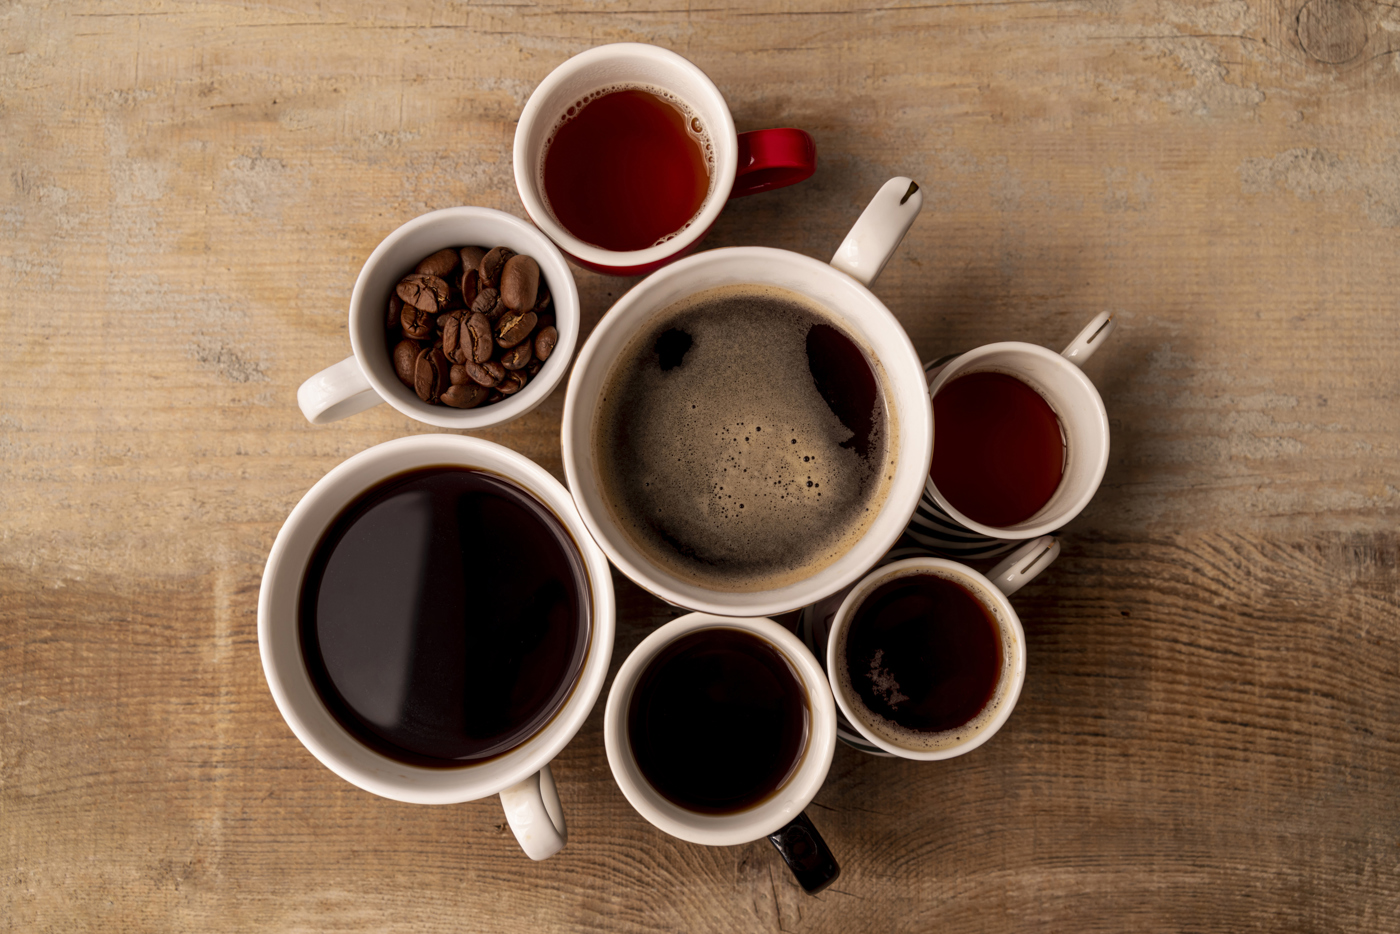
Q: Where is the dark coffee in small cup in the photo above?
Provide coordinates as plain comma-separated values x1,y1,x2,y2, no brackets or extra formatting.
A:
627,627,809,814
838,569,1012,749
298,467,591,767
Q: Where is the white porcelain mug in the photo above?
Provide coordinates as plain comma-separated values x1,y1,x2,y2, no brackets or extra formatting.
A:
562,176,933,618
907,313,1117,558
604,614,840,893
514,43,817,277
296,207,580,428
816,536,1058,759
257,435,615,860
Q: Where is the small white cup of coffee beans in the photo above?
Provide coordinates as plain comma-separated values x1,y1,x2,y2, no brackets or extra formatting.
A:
387,246,560,409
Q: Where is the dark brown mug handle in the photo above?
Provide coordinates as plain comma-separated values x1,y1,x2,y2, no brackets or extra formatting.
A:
767,811,840,894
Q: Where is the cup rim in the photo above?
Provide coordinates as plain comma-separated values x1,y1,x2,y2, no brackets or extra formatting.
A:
925,341,1110,540
257,434,615,804
348,206,581,430
603,613,837,846
560,245,935,617
512,42,739,269
825,557,1026,760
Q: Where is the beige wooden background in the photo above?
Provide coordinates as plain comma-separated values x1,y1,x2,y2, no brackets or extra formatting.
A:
3,1,1398,931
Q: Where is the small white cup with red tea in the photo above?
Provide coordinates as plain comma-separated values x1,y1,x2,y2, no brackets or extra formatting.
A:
296,207,579,428
816,536,1059,759
907,313,1117,558
514,42,818,276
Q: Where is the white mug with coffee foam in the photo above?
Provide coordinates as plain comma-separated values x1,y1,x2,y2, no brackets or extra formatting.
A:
295,206,580,428
257,435,615,860
907,313,1117,557
561,176,932,618
824,536,1058,760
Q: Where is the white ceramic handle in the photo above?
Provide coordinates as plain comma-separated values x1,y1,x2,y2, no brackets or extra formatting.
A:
1061,312,1116,367
297,355,383,424
829,177,924,288
499,764,568,860
987,535,1060,597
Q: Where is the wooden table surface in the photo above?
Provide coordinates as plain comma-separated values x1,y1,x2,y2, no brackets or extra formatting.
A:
3,2,1398,931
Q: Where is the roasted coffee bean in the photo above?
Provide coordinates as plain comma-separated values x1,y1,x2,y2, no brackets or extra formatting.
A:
401,305,435,340
534,325,558,362
479,247,515,289
393,339,421,388
495,310,537,349
440,285,466,314
532,278,552,314
486,390,504,405
471,286,503,319
442,315,464,362
501,340,533,371
388,293,404,332
459,267,480,309
466,312,494,364
500,255,540,311
397,274,450,312
441,382,490,409
449,363,471,386
497,370,527,395
464,360,505,387
459,246,487,273
415,248,461,279
526,360,543,378
414,347,451,403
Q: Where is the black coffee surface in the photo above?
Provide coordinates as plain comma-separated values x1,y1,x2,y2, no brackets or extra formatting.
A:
594,284,893,592
843,573,1002,738
299,467,590,767
628,628,809,814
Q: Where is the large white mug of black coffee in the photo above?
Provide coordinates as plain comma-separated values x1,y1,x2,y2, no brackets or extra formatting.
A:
604,614,840,894
562,177,932,617
907,312,1117,557
257,435,615,860
826,536,1058,759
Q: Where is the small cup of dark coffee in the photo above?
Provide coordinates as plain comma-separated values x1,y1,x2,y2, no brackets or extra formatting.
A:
817,536,1059,759
258,435,615,860
604,614,840,894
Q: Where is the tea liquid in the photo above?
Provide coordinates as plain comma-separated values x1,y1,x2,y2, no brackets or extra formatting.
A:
931,371,1064,527
542,86,710,252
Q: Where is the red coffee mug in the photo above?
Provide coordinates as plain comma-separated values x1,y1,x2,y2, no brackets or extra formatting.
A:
513,43,817,277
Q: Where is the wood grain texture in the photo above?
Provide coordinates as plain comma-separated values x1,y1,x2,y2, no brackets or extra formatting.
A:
2,1,1397,931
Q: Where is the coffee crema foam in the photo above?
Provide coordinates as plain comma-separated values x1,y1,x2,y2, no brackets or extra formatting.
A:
836,567,1017,752
593,284,897,593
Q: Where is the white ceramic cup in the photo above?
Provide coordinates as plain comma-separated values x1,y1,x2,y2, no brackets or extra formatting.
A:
514,43,817,277
257,434,615,860
604,614,840,891
908,312,1117,554
561,176,932,617
824,536,1057,760
296,207,580,428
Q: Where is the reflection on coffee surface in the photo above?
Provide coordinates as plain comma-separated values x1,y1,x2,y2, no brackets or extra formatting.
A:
594,284,896,592
839,570,1008,751
931,371,1065,527
628,628,808,814
299,467,591,767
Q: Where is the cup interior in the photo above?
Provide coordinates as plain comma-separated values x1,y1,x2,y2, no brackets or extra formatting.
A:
348,207,580,430
603,614,836,847
513,43,739,268
561,246,934,618
927,343,1110,539
827,558,1026,760
257,435,615,805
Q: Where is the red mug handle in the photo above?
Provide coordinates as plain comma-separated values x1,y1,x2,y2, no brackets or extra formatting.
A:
731,128,817,198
